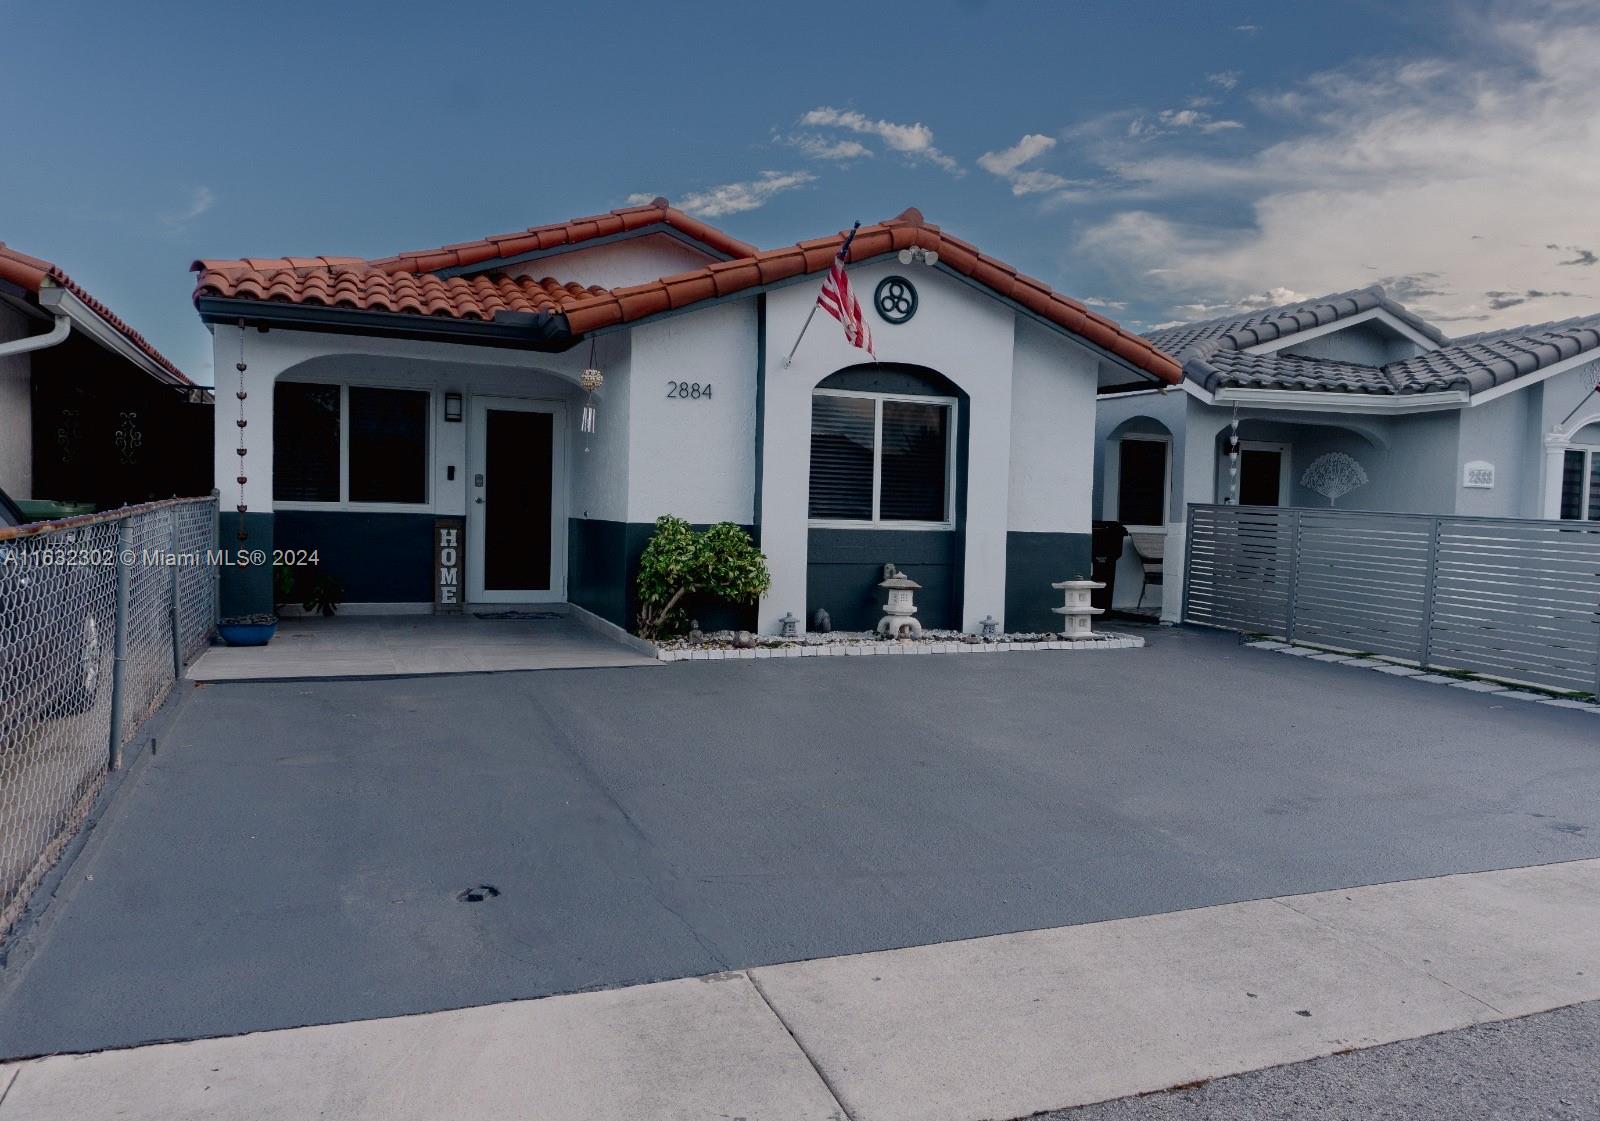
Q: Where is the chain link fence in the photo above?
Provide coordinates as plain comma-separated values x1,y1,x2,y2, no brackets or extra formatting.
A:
1,496,218,936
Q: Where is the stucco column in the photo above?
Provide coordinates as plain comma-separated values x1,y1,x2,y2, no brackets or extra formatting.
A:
1542,430,1570,519
1165,402,1230,623
210,323,282,519
757,353,810,636
212,323,287,615
963,381,1013,632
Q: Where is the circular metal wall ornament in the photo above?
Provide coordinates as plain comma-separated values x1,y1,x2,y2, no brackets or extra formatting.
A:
874,275,918,324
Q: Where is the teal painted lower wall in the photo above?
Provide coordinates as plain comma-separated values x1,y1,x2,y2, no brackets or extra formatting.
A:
219,512,274,618
275,510,434,604
1004,531,1093,633
567,518,758,635
806,528,963,632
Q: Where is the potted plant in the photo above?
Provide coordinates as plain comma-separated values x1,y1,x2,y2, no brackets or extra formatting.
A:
217,613,278,646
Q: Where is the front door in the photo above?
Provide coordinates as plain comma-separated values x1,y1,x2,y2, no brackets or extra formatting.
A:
467,397,566,602
1237,442,1289,507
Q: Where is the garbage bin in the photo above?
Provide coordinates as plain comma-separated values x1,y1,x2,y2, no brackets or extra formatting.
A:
1090,521,1127,612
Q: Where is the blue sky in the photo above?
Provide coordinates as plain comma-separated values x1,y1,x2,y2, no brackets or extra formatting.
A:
4,0,1595,386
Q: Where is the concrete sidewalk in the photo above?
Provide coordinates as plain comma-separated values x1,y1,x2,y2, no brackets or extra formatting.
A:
187,611,660,680
5,858,1597,1121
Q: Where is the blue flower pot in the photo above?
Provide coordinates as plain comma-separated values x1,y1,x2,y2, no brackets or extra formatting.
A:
218,620,278,647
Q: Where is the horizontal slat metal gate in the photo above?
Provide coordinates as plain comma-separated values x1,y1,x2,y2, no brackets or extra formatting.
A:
1184,504,1600,694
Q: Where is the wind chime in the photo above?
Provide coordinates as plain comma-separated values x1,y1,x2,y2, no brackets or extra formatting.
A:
579,338,603,449
235,322,250,541
1226,405,1241,505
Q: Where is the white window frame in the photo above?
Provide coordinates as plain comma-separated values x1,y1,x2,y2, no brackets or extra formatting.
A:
1222,440,1291,507
273,380,436,513
1114,433,1171,531
1561,445,1598,522
807,388,958,530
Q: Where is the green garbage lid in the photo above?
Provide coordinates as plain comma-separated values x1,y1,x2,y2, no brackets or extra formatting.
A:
16,498,97,520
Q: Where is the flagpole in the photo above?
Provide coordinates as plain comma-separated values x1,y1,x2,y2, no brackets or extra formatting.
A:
782,221,860,368
1556,377,1600,428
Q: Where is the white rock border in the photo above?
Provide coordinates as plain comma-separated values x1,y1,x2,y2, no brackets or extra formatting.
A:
657,632,1144,663
1245,639,1600,715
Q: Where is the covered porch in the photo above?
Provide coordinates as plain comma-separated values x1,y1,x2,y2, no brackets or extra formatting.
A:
1098,391,1428,620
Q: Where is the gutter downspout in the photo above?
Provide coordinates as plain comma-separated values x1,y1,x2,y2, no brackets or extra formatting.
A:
0,312,70,357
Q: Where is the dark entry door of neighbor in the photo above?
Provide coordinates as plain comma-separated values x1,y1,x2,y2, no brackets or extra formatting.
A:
1239,447,1284,507
484,408,553,591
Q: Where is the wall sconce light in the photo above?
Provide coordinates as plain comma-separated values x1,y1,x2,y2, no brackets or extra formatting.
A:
898,246,939,267
444,392,463,422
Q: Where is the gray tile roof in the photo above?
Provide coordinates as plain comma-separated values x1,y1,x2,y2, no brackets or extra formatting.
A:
1143,286,1445,359
1145,285,1600,398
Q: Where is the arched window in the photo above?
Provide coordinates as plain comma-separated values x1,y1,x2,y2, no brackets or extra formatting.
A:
1559,422,1600,521
808,365,959,528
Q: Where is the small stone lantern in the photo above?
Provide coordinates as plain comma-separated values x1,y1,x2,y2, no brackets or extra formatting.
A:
779,612,800,639
876,563,923,639
979,615,1000,640
1051,579,1106,639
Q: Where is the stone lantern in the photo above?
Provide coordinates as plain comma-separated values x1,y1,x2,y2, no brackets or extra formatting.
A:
876,563,923,639
779,612,800,639
1051,579,1105,639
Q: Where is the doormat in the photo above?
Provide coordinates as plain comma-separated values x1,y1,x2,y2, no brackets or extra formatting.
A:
472,610,563,621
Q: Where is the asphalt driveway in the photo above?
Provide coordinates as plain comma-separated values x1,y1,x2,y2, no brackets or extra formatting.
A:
1,625,1597,1058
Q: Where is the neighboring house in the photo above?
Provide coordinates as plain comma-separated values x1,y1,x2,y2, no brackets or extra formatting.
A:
1094,286,1600,617
190,199,1180,631
0,242,211,510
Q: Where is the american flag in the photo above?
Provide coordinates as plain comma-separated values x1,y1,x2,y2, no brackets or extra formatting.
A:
817,230,874,358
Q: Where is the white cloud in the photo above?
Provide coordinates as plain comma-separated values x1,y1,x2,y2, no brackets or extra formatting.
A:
163,185,215,228
978,133,1056,176
1076,3,1600,330
1079,295,1129,310
1234,23,1259,34
632,170,816,218
799,107,962,173
1207,70,1242,91
1127,107,1245,138
791,135,873,161
977,133,1072,196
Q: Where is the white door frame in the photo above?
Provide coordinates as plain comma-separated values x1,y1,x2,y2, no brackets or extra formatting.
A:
466,395,568,603
1221,440,1291,505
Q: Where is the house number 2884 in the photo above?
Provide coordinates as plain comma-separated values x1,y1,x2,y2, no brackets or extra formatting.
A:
666,381,712,399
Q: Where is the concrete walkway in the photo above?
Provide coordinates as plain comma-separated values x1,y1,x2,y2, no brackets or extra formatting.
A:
187,611,659,680
4,858,1596,1121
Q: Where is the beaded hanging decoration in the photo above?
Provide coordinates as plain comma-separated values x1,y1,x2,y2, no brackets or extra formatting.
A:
235,323,250,541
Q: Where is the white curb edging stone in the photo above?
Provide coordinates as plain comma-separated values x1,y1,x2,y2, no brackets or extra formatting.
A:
1246,639,1600,715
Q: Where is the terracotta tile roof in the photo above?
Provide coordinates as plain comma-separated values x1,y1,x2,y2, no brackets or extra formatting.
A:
1,241,190,384
190,199,759,284
191,204,1182,385
193,264,608,321
557,209,1181,382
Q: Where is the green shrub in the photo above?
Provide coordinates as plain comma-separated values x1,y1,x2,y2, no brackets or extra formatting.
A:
635,515,770,639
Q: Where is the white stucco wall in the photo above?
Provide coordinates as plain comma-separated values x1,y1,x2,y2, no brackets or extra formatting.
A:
759,263,1019,634
623,299,758,525
1455,390,1532,517
508,234,717,292
1008,317,1099,533
0,302,34,499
